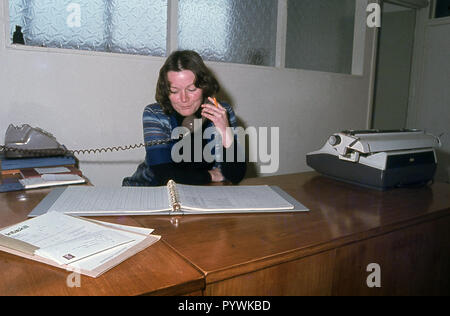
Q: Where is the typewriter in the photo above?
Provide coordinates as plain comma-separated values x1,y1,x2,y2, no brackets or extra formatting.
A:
306,129,440,190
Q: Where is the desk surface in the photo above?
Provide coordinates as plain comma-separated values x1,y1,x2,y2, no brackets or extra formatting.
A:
134,172,450,288
1,172,449,295
0,188,204,296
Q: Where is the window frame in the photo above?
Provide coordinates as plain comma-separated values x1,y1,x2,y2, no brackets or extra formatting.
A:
3,0,367,75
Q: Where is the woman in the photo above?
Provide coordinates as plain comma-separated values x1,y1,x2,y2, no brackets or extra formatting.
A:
123,50,246,186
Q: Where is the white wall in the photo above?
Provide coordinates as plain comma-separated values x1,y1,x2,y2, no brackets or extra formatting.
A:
0,3,376,186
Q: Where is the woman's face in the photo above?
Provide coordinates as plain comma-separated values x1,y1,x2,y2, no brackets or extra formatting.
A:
167,70,203,117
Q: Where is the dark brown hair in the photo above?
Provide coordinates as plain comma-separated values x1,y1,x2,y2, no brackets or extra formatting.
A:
155,50,220,115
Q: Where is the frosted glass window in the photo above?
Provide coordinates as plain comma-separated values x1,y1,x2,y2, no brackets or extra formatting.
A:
178,0,278,66
286,0,356,74
109,0,167,56
9,0,167,57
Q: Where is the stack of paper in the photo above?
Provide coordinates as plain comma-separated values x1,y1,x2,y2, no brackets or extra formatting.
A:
20,166,82,178
0,212,160,277
19,173,86,189
18,166,86,189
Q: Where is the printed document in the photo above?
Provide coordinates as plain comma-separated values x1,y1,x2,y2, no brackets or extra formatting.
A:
0,212,160,276
47,186,170,214
177,184,294,211
42,184,296,216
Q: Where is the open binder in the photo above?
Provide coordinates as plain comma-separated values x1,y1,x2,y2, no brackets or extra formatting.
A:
0,212,160,277
30,180,308,217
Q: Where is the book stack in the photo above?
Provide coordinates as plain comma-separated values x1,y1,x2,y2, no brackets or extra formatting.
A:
0,154,86,192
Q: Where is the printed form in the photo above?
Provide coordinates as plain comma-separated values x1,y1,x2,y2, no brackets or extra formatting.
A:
0,212,150,267
177,184,294,211
47,186,170,214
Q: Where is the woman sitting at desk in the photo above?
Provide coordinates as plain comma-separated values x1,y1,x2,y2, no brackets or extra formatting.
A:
123,50,246,186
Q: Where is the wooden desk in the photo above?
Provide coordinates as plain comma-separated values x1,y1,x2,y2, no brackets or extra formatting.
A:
1,172,449,295
0,188,204,296
135,172,450,295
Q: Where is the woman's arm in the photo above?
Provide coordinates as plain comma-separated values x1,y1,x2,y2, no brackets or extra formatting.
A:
203,101,247,184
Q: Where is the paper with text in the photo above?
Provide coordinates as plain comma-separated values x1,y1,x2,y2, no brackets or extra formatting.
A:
35,230,135,265
177,184,294,212
38,184,298,216
0,212,160,277
1,212,142,267
47,186,170,214
34,167,71,174
19,174,85,189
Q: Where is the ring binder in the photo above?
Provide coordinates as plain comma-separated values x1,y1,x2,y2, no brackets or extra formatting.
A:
167,180,182,214
30,181,306,217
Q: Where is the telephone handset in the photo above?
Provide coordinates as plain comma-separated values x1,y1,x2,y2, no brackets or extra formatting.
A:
181,115,206,137
179,96,217,137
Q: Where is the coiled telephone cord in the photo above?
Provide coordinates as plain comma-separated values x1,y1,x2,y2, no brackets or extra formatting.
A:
0,138,173,157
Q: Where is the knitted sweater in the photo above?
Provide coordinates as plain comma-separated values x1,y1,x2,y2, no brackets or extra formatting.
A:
122,102,246,186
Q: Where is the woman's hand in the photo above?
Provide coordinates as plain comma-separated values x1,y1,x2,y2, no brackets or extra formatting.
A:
208,167,225,182
201,97,234,148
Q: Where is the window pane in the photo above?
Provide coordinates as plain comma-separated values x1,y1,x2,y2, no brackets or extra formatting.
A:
9,0,26,40
109,0,167,56
286,0,356,74
10,0,105,50
178,0,278,66
9,0,167,57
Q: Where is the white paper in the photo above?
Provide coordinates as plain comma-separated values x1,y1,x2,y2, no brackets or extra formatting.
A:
47,186,170,215
177,184,294,211
68,231,152,272
41,174,82,181
35,230,135,265
19,174,85,189
42,184,295,216
87,219,154,235
1,212,137,265
34,167,70,174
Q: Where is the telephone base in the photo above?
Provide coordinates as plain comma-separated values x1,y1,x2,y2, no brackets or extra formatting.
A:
4,146,68,159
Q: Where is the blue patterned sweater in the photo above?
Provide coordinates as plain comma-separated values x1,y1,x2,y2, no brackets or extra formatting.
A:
122,102,246,186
